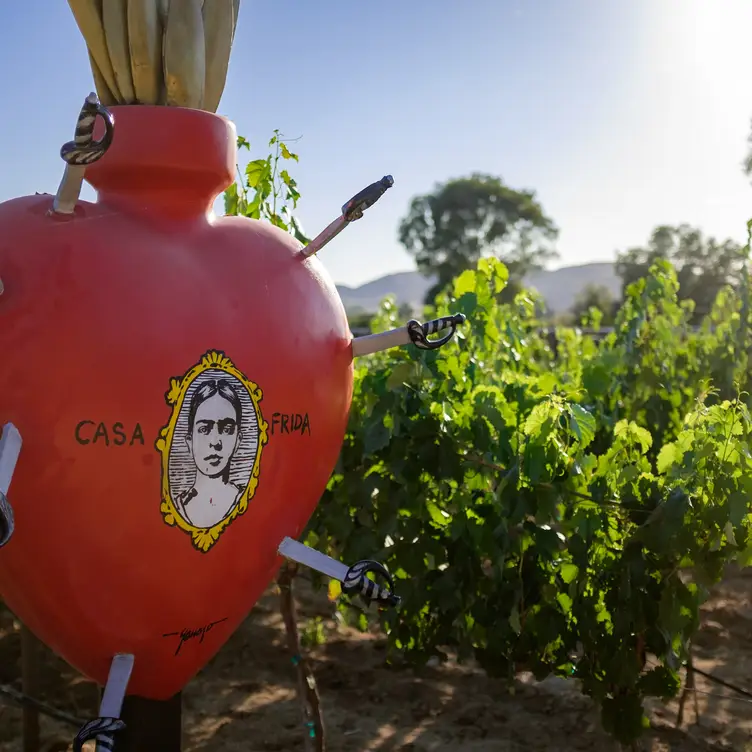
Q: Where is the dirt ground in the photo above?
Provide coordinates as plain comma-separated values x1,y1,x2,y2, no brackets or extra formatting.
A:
1,568,752,752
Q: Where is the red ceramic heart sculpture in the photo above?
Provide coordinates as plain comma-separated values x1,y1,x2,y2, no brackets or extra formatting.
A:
0,106,353,698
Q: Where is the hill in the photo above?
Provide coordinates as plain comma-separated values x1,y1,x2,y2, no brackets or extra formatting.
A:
336,261,620,315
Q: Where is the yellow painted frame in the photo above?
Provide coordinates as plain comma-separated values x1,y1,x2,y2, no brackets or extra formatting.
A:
155,350,268,553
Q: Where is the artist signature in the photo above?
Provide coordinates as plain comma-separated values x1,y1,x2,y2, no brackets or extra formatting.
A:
162,617,228,656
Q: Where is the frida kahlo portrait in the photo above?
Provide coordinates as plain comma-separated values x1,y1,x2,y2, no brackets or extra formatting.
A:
157,351,267,552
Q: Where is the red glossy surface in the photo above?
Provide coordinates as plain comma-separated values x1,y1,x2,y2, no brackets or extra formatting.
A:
0,106,353,698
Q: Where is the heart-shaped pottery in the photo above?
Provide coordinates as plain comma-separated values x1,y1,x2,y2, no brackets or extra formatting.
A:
0,106,353,698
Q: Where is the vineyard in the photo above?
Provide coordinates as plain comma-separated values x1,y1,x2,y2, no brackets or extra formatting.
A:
305,252,752,745
3,549,752,750
227,134,752,748
3,133,752,750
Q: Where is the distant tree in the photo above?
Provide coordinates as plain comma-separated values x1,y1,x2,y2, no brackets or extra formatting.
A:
743,119,752,179
570,284,617,326
397,173,559,304
615,224,744,322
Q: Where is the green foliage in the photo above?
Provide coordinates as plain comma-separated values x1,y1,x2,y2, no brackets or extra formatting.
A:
570,283,618,327
224,132,752,745
307,253,752,746
224,130,309,243
300,616,327,649
397,173,559,304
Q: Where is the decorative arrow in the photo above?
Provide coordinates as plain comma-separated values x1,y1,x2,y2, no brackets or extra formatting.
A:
73,652,134,752
352,313,467,357
301,175,394,258
0,422,21,548
278,536,400,607
51,92,115,216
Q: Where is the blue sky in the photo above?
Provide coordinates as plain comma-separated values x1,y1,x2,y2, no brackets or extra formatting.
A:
0,0,751,287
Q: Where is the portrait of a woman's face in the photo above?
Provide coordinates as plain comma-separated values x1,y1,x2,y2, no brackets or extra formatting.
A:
187,382,242,479
156,350,269,553
166,369,261,530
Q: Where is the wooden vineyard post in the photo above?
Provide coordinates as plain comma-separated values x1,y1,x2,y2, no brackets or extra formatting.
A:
278,562,325,751
118,694,182,752
21,625,41,752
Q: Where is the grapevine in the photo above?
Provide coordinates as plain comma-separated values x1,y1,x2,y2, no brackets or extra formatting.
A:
311,257,752,745
226,137,752,746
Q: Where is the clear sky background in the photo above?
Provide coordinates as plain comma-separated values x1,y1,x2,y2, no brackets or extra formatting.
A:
0,0,750,287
